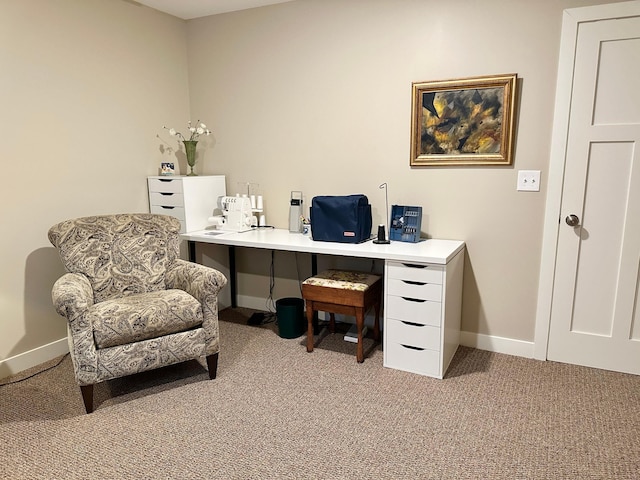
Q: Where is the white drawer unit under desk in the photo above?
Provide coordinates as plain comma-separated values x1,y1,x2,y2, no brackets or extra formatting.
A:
147,175,226,233
383,249,464,379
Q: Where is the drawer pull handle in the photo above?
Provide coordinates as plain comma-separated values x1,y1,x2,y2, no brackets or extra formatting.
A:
159,192,175,196
400,344,425,351
401,297,425,303
402,263,427,269
158,179,173,182
402,280,426,286
160,206,175,210
400,321,424,327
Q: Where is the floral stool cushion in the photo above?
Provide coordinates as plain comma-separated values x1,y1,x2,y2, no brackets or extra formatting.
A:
88,289,203,349
302,269,380,292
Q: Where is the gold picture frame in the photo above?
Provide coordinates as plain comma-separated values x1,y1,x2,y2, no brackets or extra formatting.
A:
410,73,517,166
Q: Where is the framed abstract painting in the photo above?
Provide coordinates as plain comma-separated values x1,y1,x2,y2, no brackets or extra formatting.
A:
410,74,517,166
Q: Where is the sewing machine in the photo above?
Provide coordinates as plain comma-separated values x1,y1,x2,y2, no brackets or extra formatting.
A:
207,196,254,232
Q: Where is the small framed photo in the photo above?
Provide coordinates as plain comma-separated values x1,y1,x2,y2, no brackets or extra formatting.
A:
160,162,175,175
410,73,517,166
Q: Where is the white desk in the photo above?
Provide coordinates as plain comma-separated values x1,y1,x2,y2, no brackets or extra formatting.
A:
183,227,463,262
182,228,465,378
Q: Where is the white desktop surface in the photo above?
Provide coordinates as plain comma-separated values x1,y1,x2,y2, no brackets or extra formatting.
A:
182,228,464,264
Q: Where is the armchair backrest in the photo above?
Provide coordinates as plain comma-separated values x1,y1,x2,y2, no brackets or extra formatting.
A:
48,214,181,303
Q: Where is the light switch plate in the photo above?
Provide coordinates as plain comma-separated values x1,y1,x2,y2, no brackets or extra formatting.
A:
517,170,541,192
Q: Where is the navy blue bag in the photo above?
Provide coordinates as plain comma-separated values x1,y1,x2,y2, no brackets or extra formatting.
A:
310,194,372,243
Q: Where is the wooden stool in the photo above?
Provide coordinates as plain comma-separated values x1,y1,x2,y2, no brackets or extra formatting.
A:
302,270,382,363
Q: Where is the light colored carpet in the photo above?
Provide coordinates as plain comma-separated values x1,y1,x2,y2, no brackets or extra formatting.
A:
1,307,639,479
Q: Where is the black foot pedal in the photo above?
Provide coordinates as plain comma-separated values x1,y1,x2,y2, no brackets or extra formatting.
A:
247,312,265,325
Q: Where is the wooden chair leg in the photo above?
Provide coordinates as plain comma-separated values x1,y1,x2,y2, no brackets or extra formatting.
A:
80,384,94,414
206,353,219,379
356,308,365,363
306,302,315,353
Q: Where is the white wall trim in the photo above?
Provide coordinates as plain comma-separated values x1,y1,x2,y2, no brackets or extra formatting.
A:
460,331,535,359
236,295,273,312
0,337,69,379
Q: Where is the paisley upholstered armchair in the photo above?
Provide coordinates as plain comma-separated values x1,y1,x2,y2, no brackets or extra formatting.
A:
48,214,227,413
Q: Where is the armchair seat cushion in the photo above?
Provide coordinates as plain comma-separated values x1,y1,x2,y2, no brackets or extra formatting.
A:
89,289,203,349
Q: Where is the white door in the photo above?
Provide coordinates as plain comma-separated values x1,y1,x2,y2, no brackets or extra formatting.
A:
543,4,640,375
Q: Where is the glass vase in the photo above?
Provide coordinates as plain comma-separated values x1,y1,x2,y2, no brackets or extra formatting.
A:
183,140,198,176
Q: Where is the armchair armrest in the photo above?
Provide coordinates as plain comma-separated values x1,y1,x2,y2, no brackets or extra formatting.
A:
166,260,227,353
51,272,99,386
166,259,227,302
52,273,94,322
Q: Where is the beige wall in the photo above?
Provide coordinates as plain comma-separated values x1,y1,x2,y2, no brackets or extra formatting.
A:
0,0,190,376
0,0,621,377
186,0,619,345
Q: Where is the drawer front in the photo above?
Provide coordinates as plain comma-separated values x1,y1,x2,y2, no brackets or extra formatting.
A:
387,261,443,284
384,342,440,377
386,318,440,351
148,177,183,194
149,191,185,207
387,278,442,302
150,205,186,222
386,295,441,326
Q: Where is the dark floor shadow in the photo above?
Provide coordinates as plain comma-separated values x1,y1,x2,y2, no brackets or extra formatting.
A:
95,359,210,411
444,346,492,378
300,322,382,362
0,355,214,421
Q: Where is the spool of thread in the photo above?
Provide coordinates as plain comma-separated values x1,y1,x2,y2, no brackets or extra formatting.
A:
250,195,256,209
259,214,266,226
256,195,263,210
373,223,390,244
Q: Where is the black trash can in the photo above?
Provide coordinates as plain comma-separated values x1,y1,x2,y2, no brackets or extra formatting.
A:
276,297,305,339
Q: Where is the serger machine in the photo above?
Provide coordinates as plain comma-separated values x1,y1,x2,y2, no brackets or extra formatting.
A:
207,196,255,232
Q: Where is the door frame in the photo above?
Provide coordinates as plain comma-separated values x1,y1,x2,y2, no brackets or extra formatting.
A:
534,0,640,360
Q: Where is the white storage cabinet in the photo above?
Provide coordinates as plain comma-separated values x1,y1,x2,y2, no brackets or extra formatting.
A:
147,175,226,233
383,248,464,379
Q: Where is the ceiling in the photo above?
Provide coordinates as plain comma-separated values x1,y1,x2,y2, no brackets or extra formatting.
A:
134,0,296,20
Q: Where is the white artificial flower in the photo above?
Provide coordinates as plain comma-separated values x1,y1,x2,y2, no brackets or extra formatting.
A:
163,120,212,141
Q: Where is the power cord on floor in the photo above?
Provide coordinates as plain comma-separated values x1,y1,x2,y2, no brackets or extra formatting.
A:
265,250,276,317
246,250,278,326
0,353,69,387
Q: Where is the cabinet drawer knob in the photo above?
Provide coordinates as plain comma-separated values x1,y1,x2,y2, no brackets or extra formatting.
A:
400,321,423,327
400,344,425,351
402,280,426,286
401,297,425,303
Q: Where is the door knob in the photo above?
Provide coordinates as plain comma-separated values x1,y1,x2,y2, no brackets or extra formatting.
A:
565,214,580,227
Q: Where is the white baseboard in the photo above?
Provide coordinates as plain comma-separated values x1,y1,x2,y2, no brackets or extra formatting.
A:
236,295,274,312
460,331,535,359
0,337,69,379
